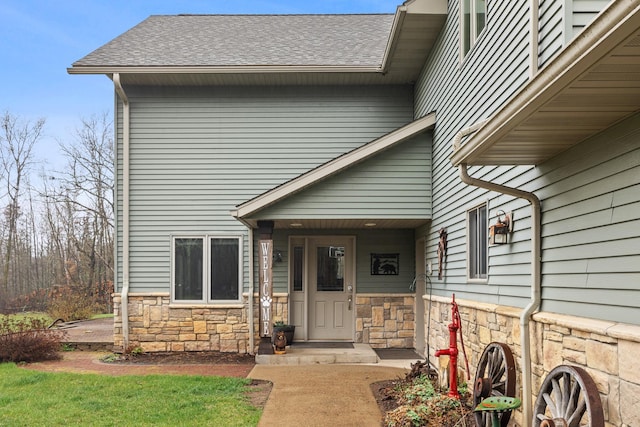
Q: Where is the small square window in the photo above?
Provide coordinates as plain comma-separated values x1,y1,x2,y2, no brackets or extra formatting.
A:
461,0,487,57
468,203,488,280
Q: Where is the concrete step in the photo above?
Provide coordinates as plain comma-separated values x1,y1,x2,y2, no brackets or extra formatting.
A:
255,343,379,365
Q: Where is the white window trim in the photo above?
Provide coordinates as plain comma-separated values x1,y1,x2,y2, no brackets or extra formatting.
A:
170,234,243,304
466,202,488,282
460,0,487,60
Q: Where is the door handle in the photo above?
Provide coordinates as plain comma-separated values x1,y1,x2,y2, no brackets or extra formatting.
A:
348,295,352,311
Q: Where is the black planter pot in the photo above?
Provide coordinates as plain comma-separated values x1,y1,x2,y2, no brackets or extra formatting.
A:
272,325,295,345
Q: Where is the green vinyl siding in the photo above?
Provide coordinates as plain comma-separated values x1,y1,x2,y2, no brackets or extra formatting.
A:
537,113,640,325
254,132,432,220
539,0,564,67
414,0,638,325
542,0,610,67
568,0,611,39
115,85,413,293
414,1,533,306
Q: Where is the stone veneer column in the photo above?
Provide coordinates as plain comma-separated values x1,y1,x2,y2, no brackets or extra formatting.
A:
355,294,415,348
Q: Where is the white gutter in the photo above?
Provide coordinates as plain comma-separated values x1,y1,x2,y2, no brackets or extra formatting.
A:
247,227,255,354
458,162,541,424
67,65,381,75
113,73,130,349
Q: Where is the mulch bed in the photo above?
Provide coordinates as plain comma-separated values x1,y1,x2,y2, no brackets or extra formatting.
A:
111,351,256,365
370,359,475,426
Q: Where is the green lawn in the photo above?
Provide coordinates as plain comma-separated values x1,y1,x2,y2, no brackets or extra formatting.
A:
0,364,261,427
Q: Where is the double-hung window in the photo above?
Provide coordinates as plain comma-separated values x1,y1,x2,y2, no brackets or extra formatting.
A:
172,235,242,303
461,0,487,57
468,203,488,280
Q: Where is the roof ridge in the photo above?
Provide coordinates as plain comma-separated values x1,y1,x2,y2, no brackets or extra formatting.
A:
167,13,393,17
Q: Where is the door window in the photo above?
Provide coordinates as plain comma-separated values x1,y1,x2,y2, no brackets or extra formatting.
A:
316,246,345,291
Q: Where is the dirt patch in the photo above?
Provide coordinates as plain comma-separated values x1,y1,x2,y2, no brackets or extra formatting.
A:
109,351,255,365
371,378,405,414
245,379,273,410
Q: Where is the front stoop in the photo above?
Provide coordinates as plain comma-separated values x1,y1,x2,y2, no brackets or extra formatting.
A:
255,343,379,365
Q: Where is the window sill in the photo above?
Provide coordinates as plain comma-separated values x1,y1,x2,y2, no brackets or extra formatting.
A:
169,302,244,309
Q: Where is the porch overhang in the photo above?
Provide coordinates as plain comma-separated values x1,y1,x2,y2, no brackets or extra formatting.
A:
450,1,640,167
231,112,437,229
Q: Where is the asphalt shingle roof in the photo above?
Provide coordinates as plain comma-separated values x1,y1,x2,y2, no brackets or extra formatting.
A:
73,14,394,68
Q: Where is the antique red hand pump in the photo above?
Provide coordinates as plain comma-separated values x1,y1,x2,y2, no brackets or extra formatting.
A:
435,294,470,399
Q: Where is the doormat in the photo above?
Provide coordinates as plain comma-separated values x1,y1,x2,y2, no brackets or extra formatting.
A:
374,348,422,360
291,342,354,349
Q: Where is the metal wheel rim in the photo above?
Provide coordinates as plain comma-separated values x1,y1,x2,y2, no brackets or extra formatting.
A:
533,365,604,427
473,342,517,427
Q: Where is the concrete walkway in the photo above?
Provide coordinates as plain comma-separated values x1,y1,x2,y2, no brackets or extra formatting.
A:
249,364,408,427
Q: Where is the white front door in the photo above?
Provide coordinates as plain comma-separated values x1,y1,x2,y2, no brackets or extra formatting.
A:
308,236,355,341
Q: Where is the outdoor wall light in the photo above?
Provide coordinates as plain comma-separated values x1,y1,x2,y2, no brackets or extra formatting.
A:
489,210,513,245
273,249,283,263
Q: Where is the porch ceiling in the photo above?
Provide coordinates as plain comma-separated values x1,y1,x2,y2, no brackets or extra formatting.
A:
249,218,430,230
450,2,640,166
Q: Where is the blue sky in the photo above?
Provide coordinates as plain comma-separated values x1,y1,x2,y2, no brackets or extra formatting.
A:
0,0,400,169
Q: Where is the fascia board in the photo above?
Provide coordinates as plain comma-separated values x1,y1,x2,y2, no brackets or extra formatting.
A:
67,65,381,75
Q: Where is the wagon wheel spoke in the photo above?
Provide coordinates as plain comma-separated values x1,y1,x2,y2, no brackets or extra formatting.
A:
533,365,604,427
473,342,516,427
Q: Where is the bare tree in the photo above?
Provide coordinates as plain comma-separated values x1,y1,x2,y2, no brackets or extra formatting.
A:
0,112,44,306
48,114,114,310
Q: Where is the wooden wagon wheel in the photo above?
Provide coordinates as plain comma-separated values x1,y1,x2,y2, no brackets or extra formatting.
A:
533,365,604,427
473,342,517,427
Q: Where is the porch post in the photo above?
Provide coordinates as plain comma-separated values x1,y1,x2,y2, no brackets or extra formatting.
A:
257,220,274,354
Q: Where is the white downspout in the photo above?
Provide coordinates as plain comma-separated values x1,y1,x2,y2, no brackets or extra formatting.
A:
458,163,541,424
247,227,255,354
113,73,130,350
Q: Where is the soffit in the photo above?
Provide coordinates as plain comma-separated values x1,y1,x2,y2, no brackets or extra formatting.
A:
249,218,430,230
450,2,640,166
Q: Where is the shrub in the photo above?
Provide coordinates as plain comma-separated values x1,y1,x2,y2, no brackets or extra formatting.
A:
47,285,99,321
0,316,66,363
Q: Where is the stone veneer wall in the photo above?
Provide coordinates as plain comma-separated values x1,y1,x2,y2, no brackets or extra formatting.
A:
112,293,290,354
356,294,415,348
425,295,640,427
113,292,417,353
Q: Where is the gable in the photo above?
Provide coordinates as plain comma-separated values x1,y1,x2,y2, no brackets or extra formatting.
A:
250,131,433,229
232,112,436,228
